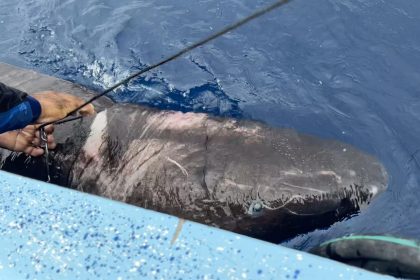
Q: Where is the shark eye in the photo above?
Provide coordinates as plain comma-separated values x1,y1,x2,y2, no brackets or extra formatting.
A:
253,202,263,212
247,200,264,215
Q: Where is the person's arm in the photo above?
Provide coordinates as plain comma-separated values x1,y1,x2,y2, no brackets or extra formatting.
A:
0,82,95,156
0,83,95,134
0,96,41,134
0,82,41,134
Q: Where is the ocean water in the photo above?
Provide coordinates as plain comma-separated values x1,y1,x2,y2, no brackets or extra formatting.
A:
1,0,420,250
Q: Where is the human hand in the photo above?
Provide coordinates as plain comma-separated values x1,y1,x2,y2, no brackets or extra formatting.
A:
31,91,95,123
0,125,56,157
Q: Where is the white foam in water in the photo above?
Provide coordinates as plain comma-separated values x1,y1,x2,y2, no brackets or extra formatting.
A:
83,59,130,89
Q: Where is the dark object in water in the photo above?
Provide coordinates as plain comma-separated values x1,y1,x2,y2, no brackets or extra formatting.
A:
310,235,420,279
0,62,388,243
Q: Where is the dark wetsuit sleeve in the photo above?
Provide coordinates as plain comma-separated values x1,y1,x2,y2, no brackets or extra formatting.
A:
0,82,28,112
0,82,41,134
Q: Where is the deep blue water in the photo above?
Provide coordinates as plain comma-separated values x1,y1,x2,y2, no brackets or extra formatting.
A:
1,0,420,251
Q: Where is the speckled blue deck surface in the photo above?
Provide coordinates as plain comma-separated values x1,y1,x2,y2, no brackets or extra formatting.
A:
0,170,389,280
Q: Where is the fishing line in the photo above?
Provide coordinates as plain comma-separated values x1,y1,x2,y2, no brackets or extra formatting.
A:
38,0,292,181
38,0,290,130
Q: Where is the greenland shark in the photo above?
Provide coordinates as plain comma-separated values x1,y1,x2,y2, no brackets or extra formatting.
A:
0,62,388,242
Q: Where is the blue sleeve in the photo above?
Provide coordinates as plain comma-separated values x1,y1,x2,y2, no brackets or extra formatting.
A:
0,96,41,134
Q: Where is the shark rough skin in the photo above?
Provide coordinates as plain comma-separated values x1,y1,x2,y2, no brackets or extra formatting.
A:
0,63,388,242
